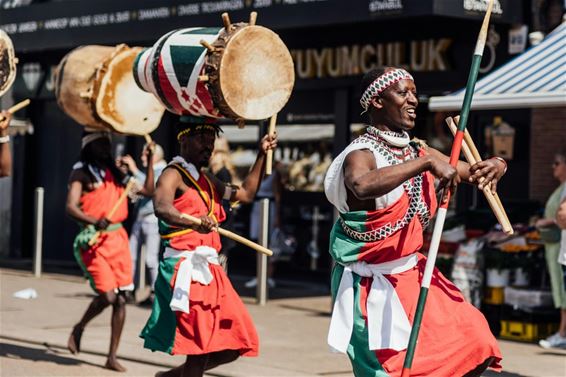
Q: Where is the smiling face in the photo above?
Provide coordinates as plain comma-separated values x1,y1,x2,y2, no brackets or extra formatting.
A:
371,78,418,131
180,130,216,169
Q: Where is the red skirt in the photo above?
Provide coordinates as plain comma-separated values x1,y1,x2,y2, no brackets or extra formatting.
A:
142,258,259,356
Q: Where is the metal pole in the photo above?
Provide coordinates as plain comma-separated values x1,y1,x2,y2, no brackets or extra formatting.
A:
256,198,269,305
33,187,44,278
137,244,147,302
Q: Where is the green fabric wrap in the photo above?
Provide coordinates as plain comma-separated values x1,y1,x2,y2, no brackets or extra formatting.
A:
330,211,369,265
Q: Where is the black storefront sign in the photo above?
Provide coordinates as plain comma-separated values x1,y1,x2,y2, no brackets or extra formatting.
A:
1,0,522,52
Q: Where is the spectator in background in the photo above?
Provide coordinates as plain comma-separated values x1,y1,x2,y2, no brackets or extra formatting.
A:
0,110,12,177
537,149,566,349
119,143,166,305
209,137,239,269
558,185,566,298
245,163,283,289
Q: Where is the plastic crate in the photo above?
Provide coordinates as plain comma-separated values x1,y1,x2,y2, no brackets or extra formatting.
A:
500,320,558,342
484,287,505,305
504,287,553,309
499,305,560,342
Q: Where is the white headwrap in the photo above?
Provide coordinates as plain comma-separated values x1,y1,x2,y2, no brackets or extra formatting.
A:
81,131,110,149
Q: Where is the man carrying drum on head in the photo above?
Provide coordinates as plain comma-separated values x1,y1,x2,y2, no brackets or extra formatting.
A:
0,109,12,177
65,131,155,372
141,116,277,377
324,67,505,376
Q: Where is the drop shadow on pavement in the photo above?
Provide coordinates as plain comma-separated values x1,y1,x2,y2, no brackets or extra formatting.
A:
0,335,177,370
277,303,331,317
0,341,100,368
482,371,530,377
229,274,331,301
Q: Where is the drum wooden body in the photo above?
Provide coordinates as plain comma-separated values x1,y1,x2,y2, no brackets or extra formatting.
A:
0,29,17,98
134,24,294,121
55,44,164,135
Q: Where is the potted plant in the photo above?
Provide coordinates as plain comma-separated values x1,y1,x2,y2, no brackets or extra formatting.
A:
484,248,512,287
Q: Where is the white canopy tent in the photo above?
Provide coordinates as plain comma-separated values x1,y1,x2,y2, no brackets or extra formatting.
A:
429,22,566,111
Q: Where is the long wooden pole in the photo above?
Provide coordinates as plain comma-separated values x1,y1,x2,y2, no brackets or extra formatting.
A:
88,178,136,246
446,117,513,234
180,213,273,256
401,1,494,375
265,113,277,175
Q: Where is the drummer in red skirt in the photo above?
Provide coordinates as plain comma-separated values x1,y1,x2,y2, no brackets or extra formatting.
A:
142,116,277,377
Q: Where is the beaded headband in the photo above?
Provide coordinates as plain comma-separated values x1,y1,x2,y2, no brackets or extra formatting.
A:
177,124,220,141
360,68,414,113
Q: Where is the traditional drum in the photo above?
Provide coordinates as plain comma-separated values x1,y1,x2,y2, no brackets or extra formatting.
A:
133,17,294,121
0,29,17,98
55,44,164,135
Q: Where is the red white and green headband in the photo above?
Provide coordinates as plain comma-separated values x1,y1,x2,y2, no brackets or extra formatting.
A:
360,68,414,113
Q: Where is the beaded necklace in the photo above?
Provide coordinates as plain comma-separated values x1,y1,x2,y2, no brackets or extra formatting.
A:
339,127,431,241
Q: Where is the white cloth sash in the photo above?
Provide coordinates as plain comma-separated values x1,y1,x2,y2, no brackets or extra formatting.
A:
164,246,219,314
328,254,418,353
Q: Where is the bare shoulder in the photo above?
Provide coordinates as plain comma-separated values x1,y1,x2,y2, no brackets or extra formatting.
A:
156,165,188,195
157,165,182,185
68,168,88,185
344,149,376,170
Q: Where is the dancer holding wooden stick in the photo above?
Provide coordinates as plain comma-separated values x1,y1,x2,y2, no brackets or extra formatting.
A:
65,131,155,372
142,115,277,377
324,65,505,376
0,99,32,177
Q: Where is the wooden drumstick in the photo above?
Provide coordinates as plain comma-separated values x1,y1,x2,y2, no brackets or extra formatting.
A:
454,116,482,165
88,178,136,246
265,113,277,175
200,40,216,52
0,99,31,122
180,213,273,256
249,11,258,26
144,134,152,144
446,117,513,234
237,119,245,129
221,12,232,31
454,115,507,212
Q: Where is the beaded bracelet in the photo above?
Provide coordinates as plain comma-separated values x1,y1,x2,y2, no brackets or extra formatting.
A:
491,156,507,174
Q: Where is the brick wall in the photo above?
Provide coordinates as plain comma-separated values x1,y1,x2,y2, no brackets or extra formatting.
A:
530,107,566,203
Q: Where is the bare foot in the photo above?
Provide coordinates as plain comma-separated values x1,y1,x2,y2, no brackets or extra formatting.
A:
67,325,83,354
105,357,127,372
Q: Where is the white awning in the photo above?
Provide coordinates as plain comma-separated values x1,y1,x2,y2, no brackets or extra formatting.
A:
429,22,566,111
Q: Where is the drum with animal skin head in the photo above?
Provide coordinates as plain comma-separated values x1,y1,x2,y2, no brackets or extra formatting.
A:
55,44,164,135
133,21,294,122
0,29,17,98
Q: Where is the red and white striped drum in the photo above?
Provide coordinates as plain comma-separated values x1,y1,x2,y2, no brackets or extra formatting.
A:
133,23,294,121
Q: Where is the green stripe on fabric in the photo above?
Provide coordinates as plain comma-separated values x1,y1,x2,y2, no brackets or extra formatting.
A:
331,265,389,377
329,218,368,265
133,48,147,91
151,30,178,112
72,225,98,292
140,257,178,354
169,45,205,86
181,27,221,35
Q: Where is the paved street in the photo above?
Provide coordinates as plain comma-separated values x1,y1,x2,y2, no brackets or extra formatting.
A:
1,268,565,377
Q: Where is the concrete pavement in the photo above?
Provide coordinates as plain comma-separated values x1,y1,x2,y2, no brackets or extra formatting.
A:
1,268,565,377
